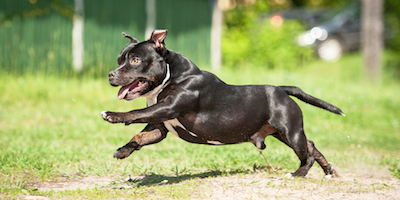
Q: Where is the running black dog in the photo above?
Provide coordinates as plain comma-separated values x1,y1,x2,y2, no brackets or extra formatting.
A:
101,30,344,177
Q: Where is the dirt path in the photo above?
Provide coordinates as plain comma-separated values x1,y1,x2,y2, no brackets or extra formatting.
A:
26,167,400,200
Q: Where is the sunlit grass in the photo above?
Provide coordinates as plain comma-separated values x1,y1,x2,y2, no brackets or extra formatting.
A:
0,53,399,198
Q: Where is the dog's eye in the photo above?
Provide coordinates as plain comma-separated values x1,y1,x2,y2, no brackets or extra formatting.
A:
131,58,141,65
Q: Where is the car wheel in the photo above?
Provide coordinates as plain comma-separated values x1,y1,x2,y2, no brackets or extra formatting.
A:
316,37,343,61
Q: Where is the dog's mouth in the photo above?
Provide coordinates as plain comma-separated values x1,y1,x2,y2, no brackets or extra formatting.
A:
118,80,149,100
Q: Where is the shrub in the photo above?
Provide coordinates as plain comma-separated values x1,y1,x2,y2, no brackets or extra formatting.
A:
222,13,313,70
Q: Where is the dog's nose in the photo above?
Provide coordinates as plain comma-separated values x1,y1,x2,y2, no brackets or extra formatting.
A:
108,71,119,87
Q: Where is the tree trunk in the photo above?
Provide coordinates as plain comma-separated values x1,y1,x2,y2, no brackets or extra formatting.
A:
361,0,383,83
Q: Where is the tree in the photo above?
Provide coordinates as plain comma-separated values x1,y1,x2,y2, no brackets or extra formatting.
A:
361,0,384,83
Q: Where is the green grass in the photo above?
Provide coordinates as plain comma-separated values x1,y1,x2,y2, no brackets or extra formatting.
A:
1,53,399,198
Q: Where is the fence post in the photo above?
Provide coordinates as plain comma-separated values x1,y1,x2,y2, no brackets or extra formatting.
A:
145,0,156,39
211,0,222,71
73,0,84,72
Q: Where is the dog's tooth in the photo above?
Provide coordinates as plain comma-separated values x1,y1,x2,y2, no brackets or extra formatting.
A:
138,81,143,86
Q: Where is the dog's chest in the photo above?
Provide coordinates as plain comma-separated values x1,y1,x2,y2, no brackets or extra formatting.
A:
146,97,197,138
146,96,224,145
143,64,225,145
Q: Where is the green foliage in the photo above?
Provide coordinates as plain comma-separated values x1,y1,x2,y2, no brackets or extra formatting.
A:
383,50,400,80
384,0,400,51
248,20,313,69
382,0,400,74
221,27,251,67
390,168,400,179
222,2,313,70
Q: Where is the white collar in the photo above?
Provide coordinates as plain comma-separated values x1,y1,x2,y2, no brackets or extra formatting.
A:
143,64,170,106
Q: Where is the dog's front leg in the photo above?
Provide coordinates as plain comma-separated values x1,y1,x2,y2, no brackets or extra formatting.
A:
101,91,198,125
114,123,168,159
101,108,177,125
100,110,136,125
100,109,164,125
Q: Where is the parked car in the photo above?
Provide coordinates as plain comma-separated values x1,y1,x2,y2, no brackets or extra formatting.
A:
269,1,392,61
297,1,361,61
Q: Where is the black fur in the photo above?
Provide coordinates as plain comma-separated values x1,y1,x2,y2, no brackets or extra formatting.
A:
100,30,343,177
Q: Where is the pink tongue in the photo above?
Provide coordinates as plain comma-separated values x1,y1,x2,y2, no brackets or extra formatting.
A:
117,81,139,100
118,85,130,100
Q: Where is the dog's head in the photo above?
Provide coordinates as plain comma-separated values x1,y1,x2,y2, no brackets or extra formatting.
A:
109,30,169,101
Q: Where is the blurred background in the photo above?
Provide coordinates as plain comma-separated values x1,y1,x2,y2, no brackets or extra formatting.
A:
1,1,400,192
1,0,399,80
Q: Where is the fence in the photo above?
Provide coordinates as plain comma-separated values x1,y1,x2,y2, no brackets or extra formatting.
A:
0,0,212,77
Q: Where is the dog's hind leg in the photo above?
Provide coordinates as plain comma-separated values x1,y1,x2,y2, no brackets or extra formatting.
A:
272,130,315,177
307,140,339,178
113,123,168,159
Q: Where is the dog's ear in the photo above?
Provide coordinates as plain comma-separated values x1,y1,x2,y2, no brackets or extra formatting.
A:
122,32,140,44
150,29,167,49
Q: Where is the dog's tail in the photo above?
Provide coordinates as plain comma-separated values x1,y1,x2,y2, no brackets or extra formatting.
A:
279,86,345,116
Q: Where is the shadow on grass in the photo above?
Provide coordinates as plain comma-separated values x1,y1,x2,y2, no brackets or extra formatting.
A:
125,165,276,187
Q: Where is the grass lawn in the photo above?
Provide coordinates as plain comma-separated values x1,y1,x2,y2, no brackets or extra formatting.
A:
1,53,399,199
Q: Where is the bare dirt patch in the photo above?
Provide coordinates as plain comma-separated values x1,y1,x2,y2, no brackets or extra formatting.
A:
28,166,400,200
33,175,115,192
199,169,400,200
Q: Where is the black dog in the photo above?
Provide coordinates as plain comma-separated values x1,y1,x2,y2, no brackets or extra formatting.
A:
101,30,344,178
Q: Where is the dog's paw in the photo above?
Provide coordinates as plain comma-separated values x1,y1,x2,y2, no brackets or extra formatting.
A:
113,142,141,159
325,174,333,179
326,162,340,178
113,147,132,159
100,111,124,124
284,173,294,179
